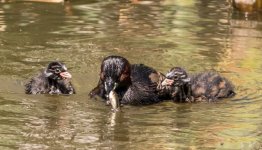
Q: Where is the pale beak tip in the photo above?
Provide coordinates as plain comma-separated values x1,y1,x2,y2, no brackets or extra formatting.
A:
60,72,72,79
162,78,174,86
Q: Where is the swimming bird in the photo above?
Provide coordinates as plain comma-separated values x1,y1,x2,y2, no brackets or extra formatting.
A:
89,55,165,105
162,67,235,102
25,61,75,94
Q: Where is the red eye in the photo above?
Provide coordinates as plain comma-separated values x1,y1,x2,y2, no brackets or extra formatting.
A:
119,65,130,82
100,72,105,80
119,74,124,81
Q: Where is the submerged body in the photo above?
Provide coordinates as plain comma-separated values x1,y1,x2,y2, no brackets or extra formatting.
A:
25,61,75,95
190,71,235,102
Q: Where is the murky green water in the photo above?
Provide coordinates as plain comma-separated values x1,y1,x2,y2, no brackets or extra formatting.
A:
0,0,262,149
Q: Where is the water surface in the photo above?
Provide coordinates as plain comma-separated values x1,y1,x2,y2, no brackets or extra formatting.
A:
0,0,262,149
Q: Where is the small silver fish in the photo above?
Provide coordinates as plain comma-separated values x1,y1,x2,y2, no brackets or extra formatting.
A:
108,90,120,112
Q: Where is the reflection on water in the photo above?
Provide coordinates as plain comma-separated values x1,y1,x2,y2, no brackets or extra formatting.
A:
0,0,262,149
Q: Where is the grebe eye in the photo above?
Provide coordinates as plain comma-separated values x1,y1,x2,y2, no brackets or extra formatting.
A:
55,68,61,74
167,75,178,80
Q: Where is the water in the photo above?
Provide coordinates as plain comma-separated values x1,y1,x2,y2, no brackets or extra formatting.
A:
0,0,262,149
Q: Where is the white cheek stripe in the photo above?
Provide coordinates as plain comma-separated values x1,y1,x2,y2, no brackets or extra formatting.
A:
166,72,175,77
44,70,53,77
63,65,67,71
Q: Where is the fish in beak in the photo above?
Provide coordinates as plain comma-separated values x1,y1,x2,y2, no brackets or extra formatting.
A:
108,90,120,112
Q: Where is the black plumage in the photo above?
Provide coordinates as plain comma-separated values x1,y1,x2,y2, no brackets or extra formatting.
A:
89,56,163,105
121,64,161,105
25,61,75,95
